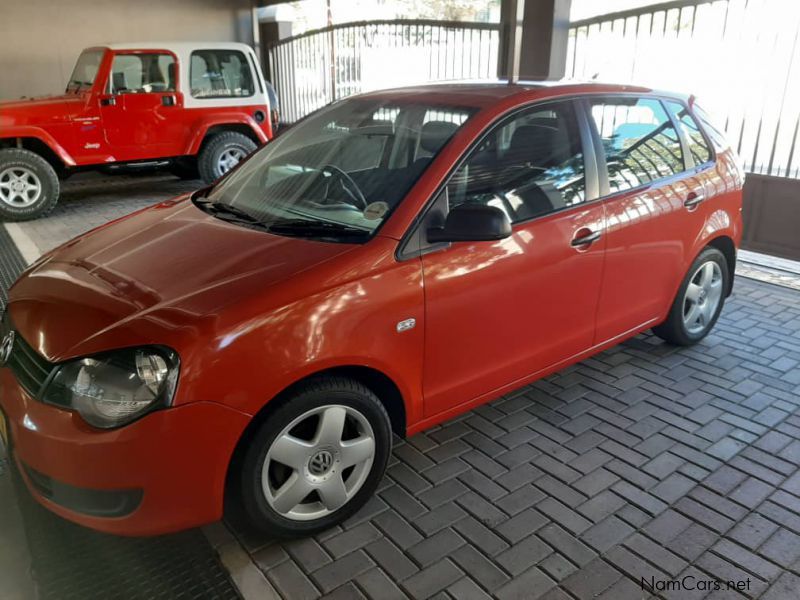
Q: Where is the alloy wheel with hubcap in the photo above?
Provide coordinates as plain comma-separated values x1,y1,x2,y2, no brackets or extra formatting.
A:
682,261,723,335
652,246,729,346
263,404,375,521
216,148,246,176
0,166,43,208
239,377,391,537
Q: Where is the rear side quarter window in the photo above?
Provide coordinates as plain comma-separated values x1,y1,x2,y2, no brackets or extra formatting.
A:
190,50,254,99
588,96,684,193
665,101,714,166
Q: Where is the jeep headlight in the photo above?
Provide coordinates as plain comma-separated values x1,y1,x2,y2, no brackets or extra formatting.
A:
42,347,179,429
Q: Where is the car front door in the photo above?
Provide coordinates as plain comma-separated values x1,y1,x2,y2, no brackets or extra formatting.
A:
100,51,185,161
417,100,606,418
586,96,703,343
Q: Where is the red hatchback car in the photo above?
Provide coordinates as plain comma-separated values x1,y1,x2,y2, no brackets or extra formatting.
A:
0,82,743,537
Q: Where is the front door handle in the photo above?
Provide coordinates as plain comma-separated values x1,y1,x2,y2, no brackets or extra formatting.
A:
571,230,602,247
161,95,176,106
684,191,705,208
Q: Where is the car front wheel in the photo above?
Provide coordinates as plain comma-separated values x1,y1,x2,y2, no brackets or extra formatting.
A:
239,377,392,537
197,132,257,184
652,246,729,346
0,148,60,221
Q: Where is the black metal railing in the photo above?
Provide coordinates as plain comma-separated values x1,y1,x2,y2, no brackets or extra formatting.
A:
268,19,500,123
567,0,800,178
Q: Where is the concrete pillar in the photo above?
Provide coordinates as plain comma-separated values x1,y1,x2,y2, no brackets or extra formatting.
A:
498,0,572,81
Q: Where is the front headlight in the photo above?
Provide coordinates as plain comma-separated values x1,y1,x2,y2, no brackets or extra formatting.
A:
42,347,179,429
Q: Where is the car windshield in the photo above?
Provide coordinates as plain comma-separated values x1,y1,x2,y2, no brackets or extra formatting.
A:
199,97,476,241
67,50,104,91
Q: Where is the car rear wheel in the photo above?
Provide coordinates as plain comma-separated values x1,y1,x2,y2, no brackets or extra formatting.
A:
0,148,60,221
198,132,257,184
239,377,392,537
652,247,729,346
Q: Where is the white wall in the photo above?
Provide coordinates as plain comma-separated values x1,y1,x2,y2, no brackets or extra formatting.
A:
0,0,255,100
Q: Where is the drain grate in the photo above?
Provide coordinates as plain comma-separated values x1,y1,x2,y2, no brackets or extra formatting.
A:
0,225,26,310
1,224,241,600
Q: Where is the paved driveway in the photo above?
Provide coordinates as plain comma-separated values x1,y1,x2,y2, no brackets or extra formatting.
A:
230,276,800,600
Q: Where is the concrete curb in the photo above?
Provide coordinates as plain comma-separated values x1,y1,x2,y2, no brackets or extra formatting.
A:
203,522,281,600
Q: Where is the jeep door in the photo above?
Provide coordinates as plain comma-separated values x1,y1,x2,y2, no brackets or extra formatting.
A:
419,100,606,418
100,50,185,160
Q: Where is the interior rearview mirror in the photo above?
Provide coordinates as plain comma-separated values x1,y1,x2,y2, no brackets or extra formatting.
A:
427,203,512,243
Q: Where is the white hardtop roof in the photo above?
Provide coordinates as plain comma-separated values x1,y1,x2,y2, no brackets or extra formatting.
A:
99,41,254,52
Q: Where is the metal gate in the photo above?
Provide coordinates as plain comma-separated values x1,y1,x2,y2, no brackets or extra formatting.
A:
268,19,500,123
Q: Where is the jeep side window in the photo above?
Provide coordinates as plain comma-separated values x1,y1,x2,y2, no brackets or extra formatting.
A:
110,53,175,94
190,50,255,99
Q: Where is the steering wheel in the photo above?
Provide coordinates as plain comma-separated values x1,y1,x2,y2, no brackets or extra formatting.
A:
320,164,368,210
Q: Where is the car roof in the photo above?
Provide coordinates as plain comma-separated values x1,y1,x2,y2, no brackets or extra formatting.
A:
97,41,254,53
356,80,688,109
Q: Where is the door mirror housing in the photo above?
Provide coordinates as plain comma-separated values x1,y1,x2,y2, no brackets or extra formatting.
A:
427,203,512,243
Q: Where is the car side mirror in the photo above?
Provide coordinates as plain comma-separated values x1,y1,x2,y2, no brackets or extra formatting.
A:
427,203,512,243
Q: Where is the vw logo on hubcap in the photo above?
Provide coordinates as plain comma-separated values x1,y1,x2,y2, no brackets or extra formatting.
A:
308,450,334,476
0,331,15,366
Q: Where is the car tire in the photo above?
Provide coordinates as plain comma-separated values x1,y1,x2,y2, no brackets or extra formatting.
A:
239,377,392,538
197,132,257,184
652,247,729,346
0,148,60,221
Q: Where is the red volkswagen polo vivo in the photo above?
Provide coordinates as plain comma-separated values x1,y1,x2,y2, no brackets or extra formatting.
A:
0,82,743,537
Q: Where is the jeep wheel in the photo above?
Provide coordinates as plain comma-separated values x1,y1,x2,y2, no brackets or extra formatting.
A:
198,132,257,184
0,148,60,221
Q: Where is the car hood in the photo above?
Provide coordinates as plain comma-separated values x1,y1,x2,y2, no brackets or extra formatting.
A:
0,93,84,127
7,197,360,362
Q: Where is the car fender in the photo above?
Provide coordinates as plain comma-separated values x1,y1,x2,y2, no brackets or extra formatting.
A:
0,126,76,166
185,116,268,155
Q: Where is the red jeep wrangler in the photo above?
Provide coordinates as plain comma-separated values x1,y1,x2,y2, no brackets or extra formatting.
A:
0,42,275,220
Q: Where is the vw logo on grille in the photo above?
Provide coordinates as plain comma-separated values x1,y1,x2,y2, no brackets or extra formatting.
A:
308,450,334,476
0,331,15,367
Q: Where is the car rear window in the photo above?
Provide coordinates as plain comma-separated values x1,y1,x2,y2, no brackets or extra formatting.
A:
589,97,684,193
190,50,254,99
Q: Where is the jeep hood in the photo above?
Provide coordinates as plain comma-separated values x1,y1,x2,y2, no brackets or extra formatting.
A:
0,94,84,127
7,197,359,362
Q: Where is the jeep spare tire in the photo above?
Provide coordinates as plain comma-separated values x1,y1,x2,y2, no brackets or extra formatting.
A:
0,148,60,221
198,132,258,184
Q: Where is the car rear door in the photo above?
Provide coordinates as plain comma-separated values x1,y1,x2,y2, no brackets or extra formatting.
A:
101,50,185,160
417,99,606,419
586,95,707,343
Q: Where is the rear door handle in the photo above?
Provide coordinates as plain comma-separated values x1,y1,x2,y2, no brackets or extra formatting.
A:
571,230,602,247
684,191,705,208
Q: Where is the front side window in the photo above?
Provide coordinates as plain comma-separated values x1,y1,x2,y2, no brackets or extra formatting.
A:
666,101,713,165
110,53,175,93
589,97,684,193
200,98,476,241
447,101,587,223
190,50,254,98
67,50,104,91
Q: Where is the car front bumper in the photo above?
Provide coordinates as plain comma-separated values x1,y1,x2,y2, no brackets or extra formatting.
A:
0,369,251,536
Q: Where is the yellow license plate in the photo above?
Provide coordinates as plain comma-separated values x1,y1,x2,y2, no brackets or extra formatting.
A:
0,409,8,450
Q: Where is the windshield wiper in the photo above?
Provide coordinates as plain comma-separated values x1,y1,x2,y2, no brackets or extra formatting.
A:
268,218,370,238
193,198,268,228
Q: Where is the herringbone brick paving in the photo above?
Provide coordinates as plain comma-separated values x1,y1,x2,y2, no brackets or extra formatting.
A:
230,277,800,599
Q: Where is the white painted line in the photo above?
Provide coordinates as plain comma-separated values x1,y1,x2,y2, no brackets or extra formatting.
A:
202,522,280,600
3,223,41,265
